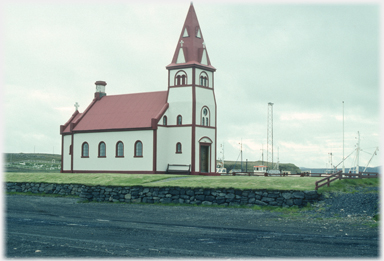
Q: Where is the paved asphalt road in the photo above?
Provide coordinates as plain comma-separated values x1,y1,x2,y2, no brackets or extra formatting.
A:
6,194,378,258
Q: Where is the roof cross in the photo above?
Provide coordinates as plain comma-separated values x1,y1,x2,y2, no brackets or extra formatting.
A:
180,40,184,47
74,102,80,111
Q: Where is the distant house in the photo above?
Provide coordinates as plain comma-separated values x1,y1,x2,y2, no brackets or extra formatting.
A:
60,4,217,175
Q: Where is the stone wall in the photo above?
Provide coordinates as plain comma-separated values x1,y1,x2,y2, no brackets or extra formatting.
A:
5,182,322,207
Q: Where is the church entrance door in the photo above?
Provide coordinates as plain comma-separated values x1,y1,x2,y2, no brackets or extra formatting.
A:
200,145,210,173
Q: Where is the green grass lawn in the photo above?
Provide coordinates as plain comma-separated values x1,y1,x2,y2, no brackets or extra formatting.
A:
5,172,328,191
5,173,183,187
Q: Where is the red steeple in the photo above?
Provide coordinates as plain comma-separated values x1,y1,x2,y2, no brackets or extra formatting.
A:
166,3,215,71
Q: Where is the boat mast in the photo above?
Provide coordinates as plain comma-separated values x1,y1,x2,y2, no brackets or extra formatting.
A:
342,101,345,173
356,131,360,173
363,147,379,172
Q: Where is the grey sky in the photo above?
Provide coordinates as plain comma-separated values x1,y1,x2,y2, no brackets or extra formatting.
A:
3,1,381,169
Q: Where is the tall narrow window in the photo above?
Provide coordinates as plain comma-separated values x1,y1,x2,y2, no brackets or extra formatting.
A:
199,72,209,87
116,141,124,157
177,115,182,125
135,141,143,157
98,142,106,157
176,142,182,153
201,107,210,126
176,75,181,85
181,75,186,85
82,142,89,157
69,145,72,155
163,116,167,126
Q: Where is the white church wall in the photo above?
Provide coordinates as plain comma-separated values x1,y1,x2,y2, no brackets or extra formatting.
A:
72,130,153,172
165,87,193,125
195,127,216,173
156,126,192,172
195,87,216,126
62,134,72,171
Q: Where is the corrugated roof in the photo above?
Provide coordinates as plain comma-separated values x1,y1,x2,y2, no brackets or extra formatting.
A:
65,91,167,132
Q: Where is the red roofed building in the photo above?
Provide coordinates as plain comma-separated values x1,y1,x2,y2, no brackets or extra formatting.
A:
60,4,217,175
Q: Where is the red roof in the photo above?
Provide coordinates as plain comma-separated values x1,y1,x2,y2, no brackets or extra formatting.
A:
166,3,215,70
62,91,168,133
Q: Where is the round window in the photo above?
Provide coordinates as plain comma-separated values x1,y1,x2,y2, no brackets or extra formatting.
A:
203,108,208,116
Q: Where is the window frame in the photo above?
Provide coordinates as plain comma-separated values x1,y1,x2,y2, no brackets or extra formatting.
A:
176,142,182,154
199,72,209,87
201,106,210,126
81,142,89,158
98,142,106,158
177,115,182,125
174,70,187,86
116,141,124,158
134,140,143,158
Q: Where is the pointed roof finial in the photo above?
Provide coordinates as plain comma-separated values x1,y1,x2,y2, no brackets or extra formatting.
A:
166,4,215,71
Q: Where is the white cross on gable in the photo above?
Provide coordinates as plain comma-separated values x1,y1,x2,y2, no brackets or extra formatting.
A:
180,40,184,47
74,102,79,111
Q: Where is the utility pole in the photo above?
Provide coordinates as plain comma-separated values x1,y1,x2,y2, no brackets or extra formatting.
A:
328,152,333,173
261,144,264,166
342,101,345,173
267,102,274,170
240,139,243,172
356,131,360,174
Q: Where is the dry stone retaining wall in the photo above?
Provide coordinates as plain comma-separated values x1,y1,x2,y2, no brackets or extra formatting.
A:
6,182,322,207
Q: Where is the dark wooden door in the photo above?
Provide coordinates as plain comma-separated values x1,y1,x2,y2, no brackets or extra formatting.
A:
200,145,209,173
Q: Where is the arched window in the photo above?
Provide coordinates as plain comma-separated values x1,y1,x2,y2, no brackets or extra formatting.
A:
116,141,124,157
134,141,143,157
199,72,209,87
177,115,182,125
82,142,89,158
176,75,181,85
174,71,187,86
201,107,210,126
98,142,106,157
176,142,182,153
163,115,167,126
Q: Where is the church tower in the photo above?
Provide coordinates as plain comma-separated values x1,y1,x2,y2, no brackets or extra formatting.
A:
158,3,217,175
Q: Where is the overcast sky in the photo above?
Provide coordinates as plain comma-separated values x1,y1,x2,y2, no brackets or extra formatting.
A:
2,1,381,169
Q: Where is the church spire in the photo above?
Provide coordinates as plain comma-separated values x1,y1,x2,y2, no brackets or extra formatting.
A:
166,3,215,70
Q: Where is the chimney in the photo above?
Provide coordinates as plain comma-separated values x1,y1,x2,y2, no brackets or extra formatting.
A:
95,81,107,99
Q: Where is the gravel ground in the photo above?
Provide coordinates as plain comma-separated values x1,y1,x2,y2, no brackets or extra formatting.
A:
306,187,379,219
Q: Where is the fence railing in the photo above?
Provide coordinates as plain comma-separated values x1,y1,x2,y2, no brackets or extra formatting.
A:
315,171,342,190
315,171,379,190
230,172,334,177
340,172,378,179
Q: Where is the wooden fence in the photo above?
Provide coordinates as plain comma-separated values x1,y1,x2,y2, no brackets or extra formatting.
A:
315,171,378,190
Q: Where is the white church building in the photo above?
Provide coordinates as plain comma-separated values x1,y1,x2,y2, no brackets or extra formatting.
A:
60,4,218,175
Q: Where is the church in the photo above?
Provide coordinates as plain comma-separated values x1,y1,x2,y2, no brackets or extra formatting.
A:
60,4,218,175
